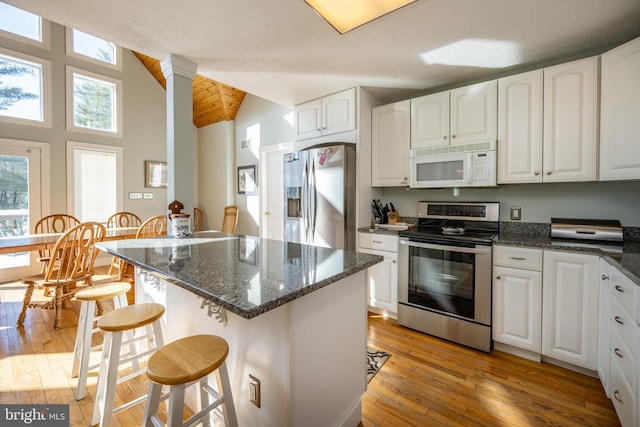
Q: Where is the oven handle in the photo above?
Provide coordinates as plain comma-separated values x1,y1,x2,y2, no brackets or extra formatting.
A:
399,238,491,255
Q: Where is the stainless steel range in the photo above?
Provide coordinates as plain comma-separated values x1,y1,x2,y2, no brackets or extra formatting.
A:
397,201,499,352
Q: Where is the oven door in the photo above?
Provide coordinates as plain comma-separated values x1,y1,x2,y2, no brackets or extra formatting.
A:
398,238,492,326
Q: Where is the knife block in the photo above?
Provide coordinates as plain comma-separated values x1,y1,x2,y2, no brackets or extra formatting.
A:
387,210,400,224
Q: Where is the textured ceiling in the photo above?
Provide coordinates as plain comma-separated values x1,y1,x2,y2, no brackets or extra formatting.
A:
8,0,640,108
133,52,246,128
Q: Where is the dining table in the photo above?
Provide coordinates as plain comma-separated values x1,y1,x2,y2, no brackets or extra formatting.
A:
0,226,140,255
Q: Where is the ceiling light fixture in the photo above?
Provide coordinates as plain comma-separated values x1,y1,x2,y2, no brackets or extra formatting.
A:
305,0,417,34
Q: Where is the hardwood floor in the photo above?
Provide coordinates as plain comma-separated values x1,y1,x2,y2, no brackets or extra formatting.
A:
1,277,620,426
363,313,620,426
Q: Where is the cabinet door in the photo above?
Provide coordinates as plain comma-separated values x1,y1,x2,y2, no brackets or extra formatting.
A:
450,80,497,145
372,101,410,186
542,251,599,369
323,88,356,135
543,57,598,182
295,98,323,140
598,258,611,397
359,247,398,315
410,92,450,149
493,265,542,352
600,36,640,180
497,70,543,183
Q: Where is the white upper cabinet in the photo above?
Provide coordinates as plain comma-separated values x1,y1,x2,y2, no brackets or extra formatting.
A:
411,81,497,149
294,88,356,140
599,36,640,181
497,70,544,183
371,100,411,187
542,57,599,182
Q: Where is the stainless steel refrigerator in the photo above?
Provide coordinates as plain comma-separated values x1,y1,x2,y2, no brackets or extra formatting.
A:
283,142,356,251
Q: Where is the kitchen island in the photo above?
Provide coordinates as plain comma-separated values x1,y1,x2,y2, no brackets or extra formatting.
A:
96,231,383,427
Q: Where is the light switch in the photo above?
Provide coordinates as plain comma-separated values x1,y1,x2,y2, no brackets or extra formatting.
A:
129,192,143,200
510,206,521,221
143,193,153,199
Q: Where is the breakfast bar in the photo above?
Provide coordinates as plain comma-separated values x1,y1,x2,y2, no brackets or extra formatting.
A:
96,231,383,427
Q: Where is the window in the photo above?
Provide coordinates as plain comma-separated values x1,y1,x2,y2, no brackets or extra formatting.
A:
67,141,122,223
0,47,51,126
66,28,120,69
0,2,49,47
66,66,122,136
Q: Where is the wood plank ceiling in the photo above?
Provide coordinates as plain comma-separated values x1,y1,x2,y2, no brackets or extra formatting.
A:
133,52,246,128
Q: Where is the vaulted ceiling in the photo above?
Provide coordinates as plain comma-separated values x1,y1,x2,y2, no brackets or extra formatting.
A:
133,52,246,128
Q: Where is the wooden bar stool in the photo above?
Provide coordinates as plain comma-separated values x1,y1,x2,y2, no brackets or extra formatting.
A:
71,281,132,401
91,303,165,427
143,334,238,427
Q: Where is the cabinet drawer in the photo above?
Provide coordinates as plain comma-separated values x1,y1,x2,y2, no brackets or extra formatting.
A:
610,327,637,392
611,298,636,354
609,360,635,427
610,269,636,320
358,233,398,252
493,245,542,270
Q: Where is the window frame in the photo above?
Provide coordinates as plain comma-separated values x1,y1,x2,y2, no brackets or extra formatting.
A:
0,2,50,49
65,65,123,137
66,140,123,222
65,27,121,70
0,46,52,127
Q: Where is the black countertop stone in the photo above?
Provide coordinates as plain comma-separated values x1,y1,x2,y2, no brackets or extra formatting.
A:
97,231,383,320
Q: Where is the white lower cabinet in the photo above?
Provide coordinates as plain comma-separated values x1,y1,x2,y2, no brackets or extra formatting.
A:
607,267,638,427
358,232,398,316
492,246,542,355
597,258,612,396
542,250,599,370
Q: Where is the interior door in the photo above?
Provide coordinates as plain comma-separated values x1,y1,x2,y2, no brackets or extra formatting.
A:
260,145,289,241
0,141,43,282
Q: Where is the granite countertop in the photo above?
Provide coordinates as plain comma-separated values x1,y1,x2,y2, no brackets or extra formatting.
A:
96,231,383,320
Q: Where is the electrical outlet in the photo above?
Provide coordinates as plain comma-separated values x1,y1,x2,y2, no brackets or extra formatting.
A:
510,206,522,221
249,375,260,408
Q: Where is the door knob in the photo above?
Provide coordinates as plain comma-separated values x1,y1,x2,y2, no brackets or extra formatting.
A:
265,211,271,216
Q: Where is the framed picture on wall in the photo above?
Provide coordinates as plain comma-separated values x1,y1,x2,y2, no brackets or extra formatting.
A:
145,161,168,188
237,165,257,195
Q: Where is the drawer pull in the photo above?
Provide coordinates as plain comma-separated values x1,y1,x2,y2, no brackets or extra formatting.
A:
613,390,623,404
509,256,526,261
495,275,501,280
373,240,383,244
601,274,609,280
615,285,624,293
614,348,623,358
615,316,624,325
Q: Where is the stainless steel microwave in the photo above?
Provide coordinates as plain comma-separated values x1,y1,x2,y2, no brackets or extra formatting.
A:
409,141,497,188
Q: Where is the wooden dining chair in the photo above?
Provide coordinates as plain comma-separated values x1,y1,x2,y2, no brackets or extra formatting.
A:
193,207,204,232
34,214,80,274
105,212,142,279
136,215,168,238
221,205,239,234
17,222,106,329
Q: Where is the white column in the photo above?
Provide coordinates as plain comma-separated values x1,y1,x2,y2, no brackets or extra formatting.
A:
160,54,197,215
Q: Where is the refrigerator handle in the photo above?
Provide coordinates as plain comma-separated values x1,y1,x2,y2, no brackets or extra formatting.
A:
309,157,316,240
302,157,309,234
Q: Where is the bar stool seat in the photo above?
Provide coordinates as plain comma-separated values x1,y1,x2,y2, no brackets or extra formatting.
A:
143,334,238,427
71,281,132,400
91,302,165,427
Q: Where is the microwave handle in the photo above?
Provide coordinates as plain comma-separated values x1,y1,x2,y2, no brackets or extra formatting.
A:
465,152,473,184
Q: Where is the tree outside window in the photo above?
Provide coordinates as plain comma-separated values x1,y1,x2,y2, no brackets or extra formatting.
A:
0,51,44,123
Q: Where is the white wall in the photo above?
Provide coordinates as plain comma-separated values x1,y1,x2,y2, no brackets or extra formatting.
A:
0,21,167,220
233,94,294,236
197,121,234,230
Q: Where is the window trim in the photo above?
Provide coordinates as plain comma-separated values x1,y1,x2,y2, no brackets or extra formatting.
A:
0,4,50,49
0,46,51,127
65,66,123,137
65,27,121,70
66,140,123,220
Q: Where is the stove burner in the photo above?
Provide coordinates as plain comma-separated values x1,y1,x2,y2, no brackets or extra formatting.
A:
442,226,465,235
